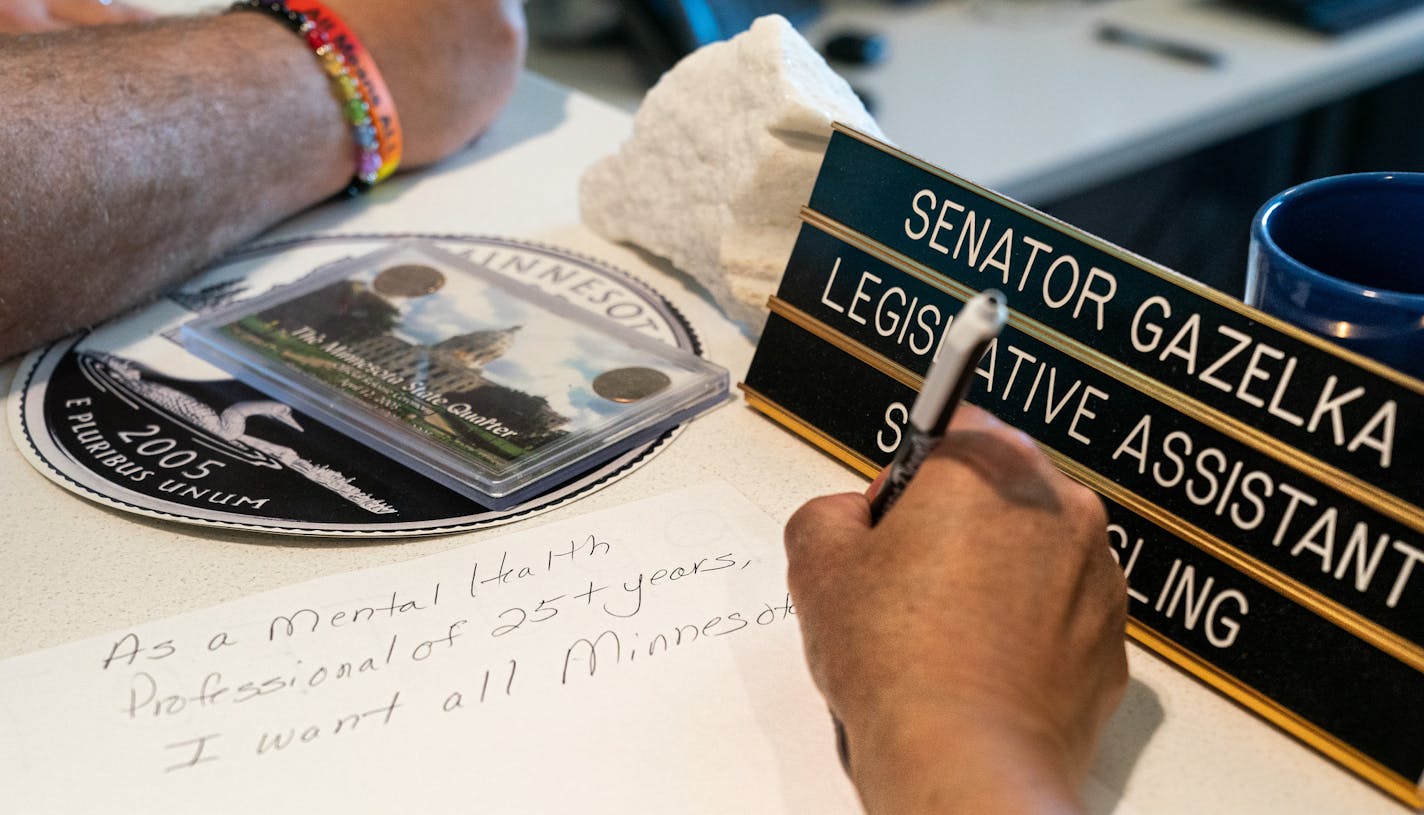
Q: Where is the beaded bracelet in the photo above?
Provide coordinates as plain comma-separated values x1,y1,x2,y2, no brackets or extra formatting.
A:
286,0,402,183
230,0,402,196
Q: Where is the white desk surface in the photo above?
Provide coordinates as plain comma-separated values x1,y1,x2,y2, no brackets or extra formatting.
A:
530,0,1424,202
0,74,1409,813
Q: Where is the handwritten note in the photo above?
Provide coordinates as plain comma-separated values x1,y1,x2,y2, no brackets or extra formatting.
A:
0,482,859,813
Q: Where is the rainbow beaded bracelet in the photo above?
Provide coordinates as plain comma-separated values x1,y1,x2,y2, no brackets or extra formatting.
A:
231,0,401,196
288,0,402,183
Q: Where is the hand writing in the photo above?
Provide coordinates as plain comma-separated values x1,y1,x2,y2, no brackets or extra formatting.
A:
784,404,1128,814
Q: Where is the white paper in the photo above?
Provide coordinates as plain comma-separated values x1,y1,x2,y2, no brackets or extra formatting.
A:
0,481,859,813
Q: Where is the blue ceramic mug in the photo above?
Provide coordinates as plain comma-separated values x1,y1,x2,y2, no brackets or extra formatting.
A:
1245,172,1424,380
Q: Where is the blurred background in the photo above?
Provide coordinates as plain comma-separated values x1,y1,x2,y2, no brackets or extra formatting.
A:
524,0,1424,298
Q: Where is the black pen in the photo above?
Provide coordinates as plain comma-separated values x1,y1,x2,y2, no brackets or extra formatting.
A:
1095,23,1223,69
834,290,1007,772
868,289,1008,523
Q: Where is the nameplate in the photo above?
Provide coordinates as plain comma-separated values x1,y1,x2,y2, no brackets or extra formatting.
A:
741,125,1424,806
809,126,1421,512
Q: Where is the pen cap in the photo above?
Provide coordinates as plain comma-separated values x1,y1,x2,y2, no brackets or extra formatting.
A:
910,290,1007,433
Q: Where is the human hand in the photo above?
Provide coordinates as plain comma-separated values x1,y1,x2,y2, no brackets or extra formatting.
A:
0,0,153,34
322,0,526,168
784,405,1128,814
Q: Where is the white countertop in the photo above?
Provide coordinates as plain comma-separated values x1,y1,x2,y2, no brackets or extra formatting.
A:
0,73,1409,813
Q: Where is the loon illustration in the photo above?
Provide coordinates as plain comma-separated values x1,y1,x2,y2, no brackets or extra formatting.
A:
77,352,396,515
122,378,304,442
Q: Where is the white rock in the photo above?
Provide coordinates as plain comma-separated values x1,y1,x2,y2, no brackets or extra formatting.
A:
579,14,886,334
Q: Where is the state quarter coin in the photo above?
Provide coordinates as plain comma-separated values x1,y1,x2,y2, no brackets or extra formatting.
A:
592,367,671,403
374,264,446,297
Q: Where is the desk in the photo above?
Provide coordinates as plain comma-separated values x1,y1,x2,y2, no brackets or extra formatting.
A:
531,0,1424,202
0,74,1408,813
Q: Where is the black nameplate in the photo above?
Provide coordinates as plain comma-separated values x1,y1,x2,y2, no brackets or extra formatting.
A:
806,126,1423,516
744,312,1424,789
1111,496,1424,785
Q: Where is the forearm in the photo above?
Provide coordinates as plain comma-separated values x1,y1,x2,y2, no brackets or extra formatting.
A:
0,14,347,357
0,0,524,359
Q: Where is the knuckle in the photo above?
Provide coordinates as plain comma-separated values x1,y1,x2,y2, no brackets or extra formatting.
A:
981,421,1040,457
1065,481,1108,532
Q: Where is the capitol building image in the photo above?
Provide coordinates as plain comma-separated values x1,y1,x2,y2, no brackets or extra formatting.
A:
344,324,522,395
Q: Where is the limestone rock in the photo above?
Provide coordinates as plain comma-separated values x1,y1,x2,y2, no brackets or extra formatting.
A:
579,14,886,334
